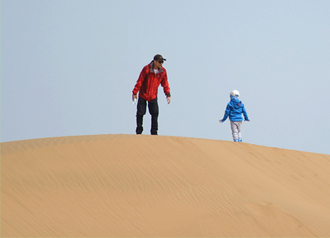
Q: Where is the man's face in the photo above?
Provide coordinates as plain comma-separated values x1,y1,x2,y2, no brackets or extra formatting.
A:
153,59,163,69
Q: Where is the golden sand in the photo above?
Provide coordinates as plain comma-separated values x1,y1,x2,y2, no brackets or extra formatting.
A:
2,134,330,237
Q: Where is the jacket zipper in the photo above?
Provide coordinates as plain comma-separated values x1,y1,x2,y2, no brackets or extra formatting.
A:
147,72,155,101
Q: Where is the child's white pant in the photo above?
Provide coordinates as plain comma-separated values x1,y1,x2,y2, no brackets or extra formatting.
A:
230,121,242,140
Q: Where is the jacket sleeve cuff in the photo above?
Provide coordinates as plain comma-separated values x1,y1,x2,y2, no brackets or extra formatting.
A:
166,93,171,97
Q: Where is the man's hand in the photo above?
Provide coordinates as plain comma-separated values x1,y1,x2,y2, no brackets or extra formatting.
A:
132,94,137,102
219,120,223,123
167,96,171,104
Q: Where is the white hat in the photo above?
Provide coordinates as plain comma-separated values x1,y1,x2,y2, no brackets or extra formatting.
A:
230,90,240,97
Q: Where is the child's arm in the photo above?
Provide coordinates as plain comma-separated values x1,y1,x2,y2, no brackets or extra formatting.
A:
220,104,230,123
243,106,250,121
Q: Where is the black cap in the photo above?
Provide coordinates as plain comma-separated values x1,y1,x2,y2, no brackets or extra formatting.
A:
154,54,166,62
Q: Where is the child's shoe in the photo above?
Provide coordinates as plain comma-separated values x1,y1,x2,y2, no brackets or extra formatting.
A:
234,139,239,142
238,138,242,142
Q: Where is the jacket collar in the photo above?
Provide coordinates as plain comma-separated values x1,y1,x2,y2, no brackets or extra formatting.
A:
150,61,164,73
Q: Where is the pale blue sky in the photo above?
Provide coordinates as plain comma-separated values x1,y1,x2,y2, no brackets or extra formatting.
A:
1,0,330,154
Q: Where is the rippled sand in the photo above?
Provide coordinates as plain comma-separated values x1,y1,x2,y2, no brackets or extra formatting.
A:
2,134,330,237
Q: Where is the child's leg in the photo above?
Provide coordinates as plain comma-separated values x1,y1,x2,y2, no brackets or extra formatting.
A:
230,121,239,141
231,121,243,142
237,121,242,141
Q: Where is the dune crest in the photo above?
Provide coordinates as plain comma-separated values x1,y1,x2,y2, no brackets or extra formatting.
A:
2,134,330,237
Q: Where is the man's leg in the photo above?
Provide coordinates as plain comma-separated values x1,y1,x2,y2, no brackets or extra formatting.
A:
136,97,147,134
148,97,159,135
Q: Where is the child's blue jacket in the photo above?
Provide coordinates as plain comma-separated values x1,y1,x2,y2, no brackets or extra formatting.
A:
221,97,249,122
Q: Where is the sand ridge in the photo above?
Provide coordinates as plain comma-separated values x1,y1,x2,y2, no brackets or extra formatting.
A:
2,134,330,237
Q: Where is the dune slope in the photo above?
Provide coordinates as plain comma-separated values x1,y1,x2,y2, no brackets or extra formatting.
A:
2,134,330,237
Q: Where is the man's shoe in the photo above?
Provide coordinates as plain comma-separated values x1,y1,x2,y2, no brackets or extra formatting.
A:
234,139,239,142
238,138,242,142
136,125,143,134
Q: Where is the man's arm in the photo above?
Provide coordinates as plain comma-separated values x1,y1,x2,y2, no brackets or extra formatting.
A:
132,66,148,99
161,70,171,104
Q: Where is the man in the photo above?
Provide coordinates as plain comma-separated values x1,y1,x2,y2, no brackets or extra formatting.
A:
132,54,171,135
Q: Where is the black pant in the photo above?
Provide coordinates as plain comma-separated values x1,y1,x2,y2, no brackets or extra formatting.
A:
136,97,159,135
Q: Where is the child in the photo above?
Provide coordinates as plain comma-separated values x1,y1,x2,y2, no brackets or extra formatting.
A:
219,90,250,142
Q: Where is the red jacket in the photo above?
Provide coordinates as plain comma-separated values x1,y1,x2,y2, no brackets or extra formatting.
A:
132,62,171,101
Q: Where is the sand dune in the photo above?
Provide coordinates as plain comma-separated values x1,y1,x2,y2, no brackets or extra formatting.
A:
2,134,330,237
